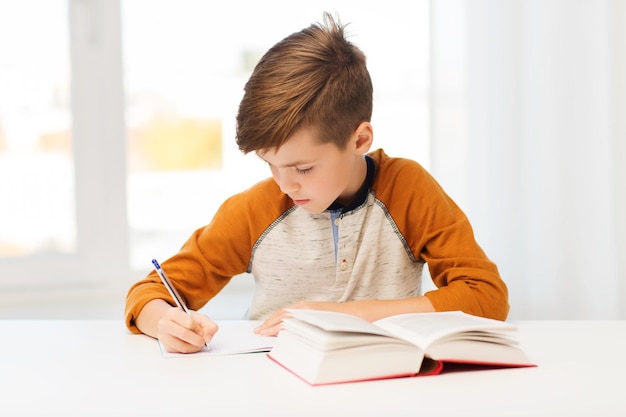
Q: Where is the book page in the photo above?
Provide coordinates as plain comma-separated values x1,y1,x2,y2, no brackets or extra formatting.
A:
374,311,517,348
282,317,411,351
158,320,276,357
286,309,395,337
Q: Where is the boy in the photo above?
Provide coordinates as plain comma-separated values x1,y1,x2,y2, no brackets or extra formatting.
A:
124,12,508,353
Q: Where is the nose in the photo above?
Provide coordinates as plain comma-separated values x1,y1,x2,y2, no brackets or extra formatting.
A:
276,170,299,194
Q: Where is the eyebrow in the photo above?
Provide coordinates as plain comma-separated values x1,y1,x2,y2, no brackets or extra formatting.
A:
257,154,315,168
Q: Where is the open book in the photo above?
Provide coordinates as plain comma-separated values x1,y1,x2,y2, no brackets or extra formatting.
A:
267,309,535,385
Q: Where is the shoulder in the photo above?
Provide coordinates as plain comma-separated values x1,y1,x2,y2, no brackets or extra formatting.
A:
223,177,285,206
368,148,463,224
214,177,294,229
368,148,442,196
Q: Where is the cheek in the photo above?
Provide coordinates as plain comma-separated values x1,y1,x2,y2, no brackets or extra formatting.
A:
329,161,351,186
315,170,345,195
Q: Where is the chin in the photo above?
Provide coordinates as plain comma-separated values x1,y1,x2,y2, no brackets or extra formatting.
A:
300,204,326,214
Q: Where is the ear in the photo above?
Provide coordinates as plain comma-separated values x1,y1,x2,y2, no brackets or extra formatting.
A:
352,122,374,154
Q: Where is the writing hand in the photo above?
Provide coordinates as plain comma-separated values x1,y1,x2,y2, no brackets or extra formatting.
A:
157,307,219,353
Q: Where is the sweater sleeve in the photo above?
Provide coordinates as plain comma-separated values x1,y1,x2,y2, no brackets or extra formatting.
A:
372,150,509,321
418,178,509,320
124,178,288,333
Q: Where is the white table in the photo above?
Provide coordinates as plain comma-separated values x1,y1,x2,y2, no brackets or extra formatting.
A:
1,320,624,417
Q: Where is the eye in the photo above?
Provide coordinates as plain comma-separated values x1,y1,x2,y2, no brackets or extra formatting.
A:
295,167,313,175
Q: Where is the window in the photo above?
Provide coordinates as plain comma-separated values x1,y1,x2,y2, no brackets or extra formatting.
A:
0,0,127,291
0,1,429,296
0,2,74,259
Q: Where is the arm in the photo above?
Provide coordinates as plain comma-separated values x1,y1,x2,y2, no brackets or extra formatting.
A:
385,156,509,321
125,182,284,345
123,220,238,353
255,296,435,336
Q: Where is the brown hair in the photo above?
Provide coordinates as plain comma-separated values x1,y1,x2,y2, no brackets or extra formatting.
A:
235,12,373,154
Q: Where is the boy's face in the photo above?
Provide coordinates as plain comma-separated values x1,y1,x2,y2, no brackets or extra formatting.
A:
257,125,371,214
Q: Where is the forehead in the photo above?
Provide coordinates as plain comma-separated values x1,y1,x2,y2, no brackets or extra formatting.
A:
256,127,339,167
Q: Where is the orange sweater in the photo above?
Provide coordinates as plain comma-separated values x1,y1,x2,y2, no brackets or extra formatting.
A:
125,149,508,333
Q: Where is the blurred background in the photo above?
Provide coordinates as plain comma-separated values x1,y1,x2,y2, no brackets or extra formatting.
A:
0,0,623,320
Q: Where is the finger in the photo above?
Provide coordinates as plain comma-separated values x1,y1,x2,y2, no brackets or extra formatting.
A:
159,333,204,354
257,322,283,337
254,310,282,333
255,309,290,336
166,308,211,339
158,320,206,350
161,306,195,329
190,311,219,343
158,309,208,352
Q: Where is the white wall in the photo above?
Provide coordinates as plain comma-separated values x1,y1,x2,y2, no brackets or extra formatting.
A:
431,0,625,319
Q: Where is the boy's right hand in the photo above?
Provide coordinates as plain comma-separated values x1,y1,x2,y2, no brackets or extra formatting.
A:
157,307,219,353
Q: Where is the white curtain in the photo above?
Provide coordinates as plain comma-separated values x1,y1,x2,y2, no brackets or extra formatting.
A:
430,0,626,319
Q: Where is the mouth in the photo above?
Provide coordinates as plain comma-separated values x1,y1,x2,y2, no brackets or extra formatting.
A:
292,198,310,206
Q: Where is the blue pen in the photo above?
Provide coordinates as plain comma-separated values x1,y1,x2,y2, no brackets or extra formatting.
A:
152,259,208,348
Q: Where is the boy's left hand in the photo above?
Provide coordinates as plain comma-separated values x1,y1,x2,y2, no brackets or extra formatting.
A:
253,301,341,336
